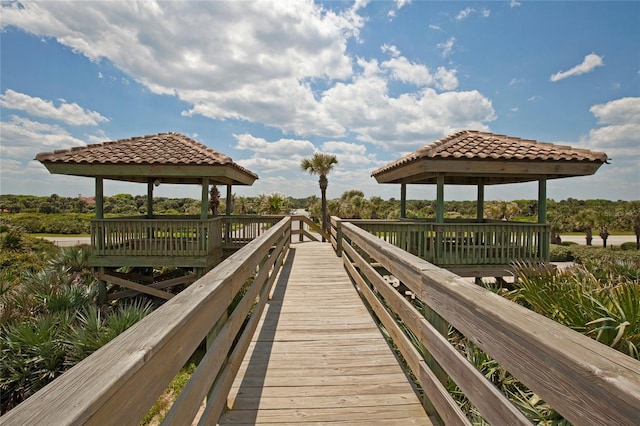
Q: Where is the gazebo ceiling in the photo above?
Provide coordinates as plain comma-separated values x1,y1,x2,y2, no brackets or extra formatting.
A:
372,130,608,185
35,132,258,186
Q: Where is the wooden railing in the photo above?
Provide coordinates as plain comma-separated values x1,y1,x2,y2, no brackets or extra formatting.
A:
336,220,640,425
1,218,291,425
90,215,327,268
331,218,550,272
91,216,220,258
219,215,281,247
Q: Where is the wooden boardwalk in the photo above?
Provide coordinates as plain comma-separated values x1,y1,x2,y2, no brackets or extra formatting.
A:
219,241,432,425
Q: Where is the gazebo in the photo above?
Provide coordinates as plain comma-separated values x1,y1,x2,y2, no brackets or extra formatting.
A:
369,130,608,277
36,132,258,299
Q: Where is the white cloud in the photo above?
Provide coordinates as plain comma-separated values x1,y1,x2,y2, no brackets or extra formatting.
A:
1,1,362,136
0,89,108,126
455,8,474,21
388,0,411,19
1,1,495,159
590,96,640,125
0,115,87,159
437,37,456,58
510,0,522,7
550,53,604,82
574,97,640,199
380,45,458,89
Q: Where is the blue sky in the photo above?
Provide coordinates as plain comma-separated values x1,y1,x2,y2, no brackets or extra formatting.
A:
1,0,639,202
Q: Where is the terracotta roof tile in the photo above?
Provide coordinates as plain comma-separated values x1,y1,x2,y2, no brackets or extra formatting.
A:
36,132,257,179
372,130,608,176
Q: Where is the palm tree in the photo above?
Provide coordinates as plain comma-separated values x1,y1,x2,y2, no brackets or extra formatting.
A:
300,153,338,238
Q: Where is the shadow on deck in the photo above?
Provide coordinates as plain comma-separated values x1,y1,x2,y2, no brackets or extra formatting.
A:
220,242,431,424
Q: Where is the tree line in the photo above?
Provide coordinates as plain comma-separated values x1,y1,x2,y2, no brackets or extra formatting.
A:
1,193,639,237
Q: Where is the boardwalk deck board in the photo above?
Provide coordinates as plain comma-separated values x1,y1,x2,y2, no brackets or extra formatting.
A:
219,241,432,425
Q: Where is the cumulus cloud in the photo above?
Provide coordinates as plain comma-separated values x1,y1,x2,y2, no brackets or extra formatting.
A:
1,1,361,135
0,115,87,159
2,1,495,154
0,89,108,126
584,97,640,158
550,53,604,82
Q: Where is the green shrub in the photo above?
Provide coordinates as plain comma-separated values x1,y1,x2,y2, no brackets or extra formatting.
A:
549,244,573,262
621,241,638,251
511,263,639,359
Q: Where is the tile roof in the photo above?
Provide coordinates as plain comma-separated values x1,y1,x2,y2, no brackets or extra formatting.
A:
36,132,258,179
372,130,610,185
372,130,608,176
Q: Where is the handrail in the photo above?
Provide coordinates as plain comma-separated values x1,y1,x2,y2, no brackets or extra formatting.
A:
1,218,292,425
290,214,330,242
338,221,640,425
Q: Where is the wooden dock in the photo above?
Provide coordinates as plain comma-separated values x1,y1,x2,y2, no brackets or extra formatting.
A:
219,241,432,425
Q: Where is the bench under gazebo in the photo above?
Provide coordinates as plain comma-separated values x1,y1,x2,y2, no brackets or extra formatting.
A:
36,132,258,299
366,130,608,277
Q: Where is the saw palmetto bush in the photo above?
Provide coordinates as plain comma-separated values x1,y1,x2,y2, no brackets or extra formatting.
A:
509,261,640,359
0,235,155,413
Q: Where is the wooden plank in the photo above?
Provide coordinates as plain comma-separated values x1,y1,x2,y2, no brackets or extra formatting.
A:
219,241,430,425
341,221,640,426
95,272,174,300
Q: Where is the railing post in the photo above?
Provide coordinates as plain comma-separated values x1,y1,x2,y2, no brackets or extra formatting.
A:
334,217,343,256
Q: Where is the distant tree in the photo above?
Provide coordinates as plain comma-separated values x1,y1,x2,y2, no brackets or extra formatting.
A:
259,193,289,215
300,153,338,237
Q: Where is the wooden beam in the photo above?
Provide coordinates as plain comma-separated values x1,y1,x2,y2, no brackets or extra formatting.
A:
95,273,175,300
41,163,258,185
373,159,604,184
108,274,196,300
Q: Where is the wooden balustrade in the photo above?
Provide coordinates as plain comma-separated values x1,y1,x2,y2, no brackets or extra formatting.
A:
1,218,291,425
332,217,550,275
337,221,640,425
91,216,220,258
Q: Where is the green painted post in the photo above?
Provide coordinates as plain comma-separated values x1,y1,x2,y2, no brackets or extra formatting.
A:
400,183,407,218
94,177,106,302
95,177,103,219
538,178,549,260
201,177,209,220
147,181,154,218
226,185,233,216
436,174,444,223
538,178,547,224
477,182,484,222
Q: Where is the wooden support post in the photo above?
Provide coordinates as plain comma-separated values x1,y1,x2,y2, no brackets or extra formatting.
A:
477,182,484,222
436,174,444,224
538,178,549,260
95,177,104,219
201,177,209,220
226,185,232,216
400,183,407,219
538,178,547,224
147,181,154,218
